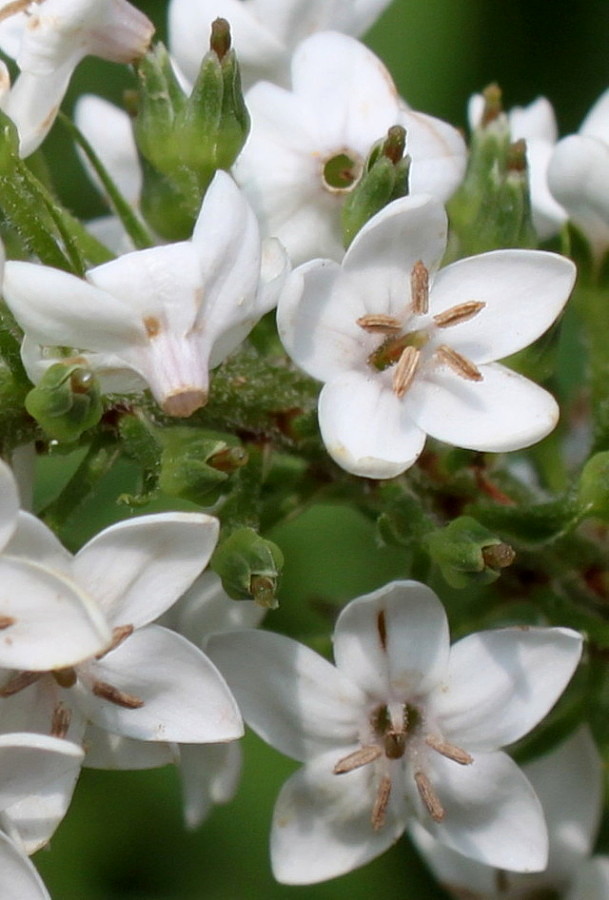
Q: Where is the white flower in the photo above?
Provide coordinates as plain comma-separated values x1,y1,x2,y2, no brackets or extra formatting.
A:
208,580,583,884
410,726,609,899
468,94,567,241
0,0,154,156
548,86,609,261
0,830,51,899
277,193,576,478
3,171,288,417
168,0,393,90
233,31,467,264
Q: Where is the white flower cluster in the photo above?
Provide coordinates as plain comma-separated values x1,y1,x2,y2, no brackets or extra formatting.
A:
0,0,605,897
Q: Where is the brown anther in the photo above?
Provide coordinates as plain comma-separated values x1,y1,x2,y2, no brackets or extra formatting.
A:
376,609,387,651
92,680,144,709
334,745,382,774
53,667,77,689
356,314,402,335
371,775,392,830
0,616,15,630
411,261,429,315
414,770,445,822
393,346,420,398
436,345,482,382
433,301,486,328
51,703,71,739
425,734,473,765
143,315,161,338
96,624,135,660
0,670,41,697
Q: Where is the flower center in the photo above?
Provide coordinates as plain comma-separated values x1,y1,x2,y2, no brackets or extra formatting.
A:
322,151,362,192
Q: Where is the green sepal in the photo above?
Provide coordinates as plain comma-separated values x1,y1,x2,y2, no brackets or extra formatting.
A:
211,526,283,608
424,515,515,589
158,427,247,504
342,125,409,247
577,452,609,522
25,362,103,443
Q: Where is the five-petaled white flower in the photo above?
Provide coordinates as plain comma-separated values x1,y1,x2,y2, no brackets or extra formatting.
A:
2,171,288,418
169,0,393,90
233,31,467,264
278,193,576,479
410,725,609,899
208,580,583,884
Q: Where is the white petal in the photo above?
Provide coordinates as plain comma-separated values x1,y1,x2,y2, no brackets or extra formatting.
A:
77,625,242,743
333,581,450,701
510,96,559,144
319,373,426,478
83,724,176,770
0,558,111,670
271,751,405,884
399,108,467,201
73,512,219,628
2,760,81,854
567,857,609,900
3,66,73,157
409,820,498,897
0,733,83,811
419,750,548,872
580,86,609,143
429,626,583,750
74,94,141,205
179,741,242,829
5,511,72,572
0,460,19,553
407,362,560,453
0,831,50,900
427,250,575,363
208,630,365,762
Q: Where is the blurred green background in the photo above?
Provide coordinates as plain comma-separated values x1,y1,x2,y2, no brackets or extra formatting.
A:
29,1,609,897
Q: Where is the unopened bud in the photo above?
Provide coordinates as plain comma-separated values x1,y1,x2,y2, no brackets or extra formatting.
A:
211,527,283,608
158,428,247,504
424,516,515,589
25,362,102,442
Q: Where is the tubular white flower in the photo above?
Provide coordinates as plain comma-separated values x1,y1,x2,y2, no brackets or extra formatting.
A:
168,0,393,90
0,0,154,156
278,193,576,478
411,726,608,899
233,31,467,264
3,171,289,416
208,580,583,884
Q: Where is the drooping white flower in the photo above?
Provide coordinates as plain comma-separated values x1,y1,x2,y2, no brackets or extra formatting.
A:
233,31,467,264
208,580,583,884
0,0,154,156
277,193,576,479
468,94,567,240
168,0,393,90
410,726,609,899
3,171,288,417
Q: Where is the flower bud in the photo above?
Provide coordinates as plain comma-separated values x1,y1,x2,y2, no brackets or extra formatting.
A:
158,428,248,504
424,515,515,589
211,527,284,608
25,362,102,442
342,125,410,247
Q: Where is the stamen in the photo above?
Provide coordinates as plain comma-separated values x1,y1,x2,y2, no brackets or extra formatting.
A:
51,702,71,739
52,666,77,689
92,680,144,709
0,0,41,25
356,314,402,335
0,670,41,696
371,775,392,830
0,616,15,630
393,346,420,398
425,734,473,765
433,301,486,328
414,770,445,822
411,261,429,316
96,624,135,659
334,745,382,774
436,345,483,382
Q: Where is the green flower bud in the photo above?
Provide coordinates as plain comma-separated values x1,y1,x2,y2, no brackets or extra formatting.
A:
342,125,410,247
211,527,283,608
424,515,515,589
159,428,248,504
25,362,103,442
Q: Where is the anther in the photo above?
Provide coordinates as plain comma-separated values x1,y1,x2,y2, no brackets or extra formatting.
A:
0,0,41,25
436,345,482,382
334,745,382,774
95,624,135,659
92,680,144,709
433,301,486,328
411,261,429,316
0,616,15,630
0,670,41,696
393,346,420,398
371,775,392,830
425,734,473,765
52,666,77,689
357,314,402,335
51,702,71,739
414,770,445,822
